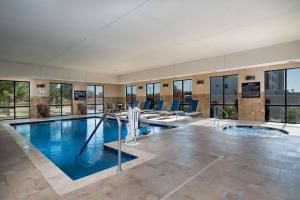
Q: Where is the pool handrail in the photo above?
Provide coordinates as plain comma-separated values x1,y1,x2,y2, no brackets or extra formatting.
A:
77,113,123,173
213,106,229,126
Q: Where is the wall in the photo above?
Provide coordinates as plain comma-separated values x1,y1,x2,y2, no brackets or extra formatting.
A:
119,40,300,83
1,40,299,85
124,62,300,122
2,61,300,122
0,60,119,84
0,76,124,118
102,83,125,110
0,37,298,122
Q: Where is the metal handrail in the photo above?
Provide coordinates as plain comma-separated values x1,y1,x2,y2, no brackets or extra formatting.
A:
218,107,229,119
77,113,123,173
213,107,229,126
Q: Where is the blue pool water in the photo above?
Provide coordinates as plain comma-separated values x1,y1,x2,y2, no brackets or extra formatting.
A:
13,117,171,180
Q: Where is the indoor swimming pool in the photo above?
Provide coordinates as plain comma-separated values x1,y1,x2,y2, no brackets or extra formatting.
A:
12,117,171,180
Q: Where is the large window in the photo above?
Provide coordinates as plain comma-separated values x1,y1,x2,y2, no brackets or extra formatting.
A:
126,85,137,105
265,68,300,123
173,80,192,111
210,75,238,119
0,81,30,120
146,83,160,109
50,83,72,116
87,85,104,114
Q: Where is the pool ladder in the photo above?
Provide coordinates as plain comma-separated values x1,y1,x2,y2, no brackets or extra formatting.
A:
77,113,123,173
213,107,229,126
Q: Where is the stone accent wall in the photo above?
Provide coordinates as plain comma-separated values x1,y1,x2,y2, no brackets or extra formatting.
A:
73,100,87,115
136,96,146,108
238,93,265,122
30,97,49,118
72,82,87,115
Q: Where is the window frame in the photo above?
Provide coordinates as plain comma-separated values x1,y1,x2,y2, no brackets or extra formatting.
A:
86,84,104,114
0,80,30,120
265,67,300,123
50,83,73,116
126,85,137,106
172,79,192,111
210,74,238,119
146,82,160,109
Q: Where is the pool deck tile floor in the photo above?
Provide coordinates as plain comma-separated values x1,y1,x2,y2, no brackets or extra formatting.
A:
1,118,300,199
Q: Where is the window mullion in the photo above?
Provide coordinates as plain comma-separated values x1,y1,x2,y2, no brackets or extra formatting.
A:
221,77,223,119
153,83,155,108
94,86,96,114
181,80,184,110
14,81,16,119
61,84,63,116
285,69,287,123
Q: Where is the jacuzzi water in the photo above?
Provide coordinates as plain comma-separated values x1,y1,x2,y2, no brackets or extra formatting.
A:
223,125,288,137
12,117,171,180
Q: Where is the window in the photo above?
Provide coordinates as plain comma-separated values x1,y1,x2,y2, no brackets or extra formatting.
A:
146,83,160,109
126,85,136,105
50,83,72,116
87,85,104,114
265,67,300,123
173,80,192,111
0,81,30,120
210,75,238,119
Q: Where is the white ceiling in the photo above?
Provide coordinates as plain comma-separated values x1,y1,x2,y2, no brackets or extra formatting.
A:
0,0,300,75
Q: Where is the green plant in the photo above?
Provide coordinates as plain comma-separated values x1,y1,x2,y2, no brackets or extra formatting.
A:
224,106,237,118
0,81,14,116
287,107,298,122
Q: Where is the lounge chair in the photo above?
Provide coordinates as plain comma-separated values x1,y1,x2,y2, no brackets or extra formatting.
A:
131,100,139,108
185,99,202,117
143,100,151,110
170,99,181,112
142,100,164,113
154,100,164,111
160,100,182,115
140,100,164,119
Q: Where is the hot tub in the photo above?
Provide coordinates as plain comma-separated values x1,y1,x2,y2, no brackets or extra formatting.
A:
223,125,288,137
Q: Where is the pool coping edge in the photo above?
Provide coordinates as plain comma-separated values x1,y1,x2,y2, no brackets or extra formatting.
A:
2,122,157,195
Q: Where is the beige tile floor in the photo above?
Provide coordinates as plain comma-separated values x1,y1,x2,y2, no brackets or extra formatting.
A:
1,118,300,200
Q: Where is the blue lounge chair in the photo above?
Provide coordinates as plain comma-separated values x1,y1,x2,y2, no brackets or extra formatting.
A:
158,100,182,117
170,100,180,112
131,100,139,108
140,100,164,118
186,99,202,117
155,100,164,111
189,99,198,113
143,100,151,110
